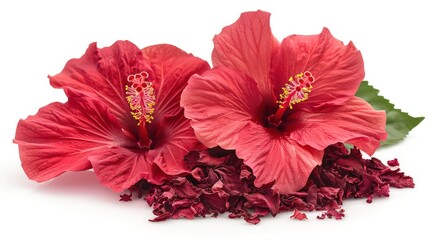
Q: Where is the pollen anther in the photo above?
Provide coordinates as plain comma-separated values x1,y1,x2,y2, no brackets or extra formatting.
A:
277,71,315,109
125,71,156,125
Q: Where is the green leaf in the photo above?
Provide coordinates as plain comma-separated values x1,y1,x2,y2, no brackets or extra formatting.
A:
355,81,424,146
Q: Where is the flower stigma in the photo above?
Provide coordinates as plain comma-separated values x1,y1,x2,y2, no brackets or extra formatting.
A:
125,71,156,125
269,71,315,126
125,71,156,148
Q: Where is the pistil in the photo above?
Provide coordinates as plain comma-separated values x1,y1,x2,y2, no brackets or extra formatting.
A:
269,71,315,126
125,71,156,148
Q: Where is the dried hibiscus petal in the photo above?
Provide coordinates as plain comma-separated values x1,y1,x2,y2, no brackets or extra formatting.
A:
119,193,132,202
317,209,345,220
290,210,307,220
387,159,400,167
126,143,413,224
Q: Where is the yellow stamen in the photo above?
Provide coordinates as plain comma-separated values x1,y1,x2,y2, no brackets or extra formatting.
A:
277,71,315,109
125,71,156,125
269,71,316,126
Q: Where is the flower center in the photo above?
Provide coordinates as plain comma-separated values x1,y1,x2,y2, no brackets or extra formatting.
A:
125,71,156,148
269,71,315,126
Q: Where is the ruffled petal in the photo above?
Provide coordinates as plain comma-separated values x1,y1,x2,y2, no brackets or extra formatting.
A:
89,148,151,192
272,28,364,108
286,97,387,155
181,66,263,149
236,122,323,194
139,44,209,176
14,94,125,183
149,112,202,176
212,10,279,103
142,44,210,119
49,41,149,121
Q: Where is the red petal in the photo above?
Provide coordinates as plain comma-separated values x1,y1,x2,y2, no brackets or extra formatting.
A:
236,122,323,194
290,209,308,220
138,45,209,177
119,193,132,202
286,97,387,156
89,148,152,192
387,159,400,167
272,28,364,108
379,168,414,188
49,41,149,121
14,96,124,183
198,151,226,166
323,209,345,220
181,67,263,149
149,113,202,176
244,192,280,214
142,44,209,118
212,10,279,103
243,217,261,225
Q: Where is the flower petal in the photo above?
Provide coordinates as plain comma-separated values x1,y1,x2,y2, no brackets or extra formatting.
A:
49,41,149,121
212,10,279,102
89,148,152,192
14,94,125,183
149,112,202,176
181,67,263,149
286,97,387,155
142,44,210,118
272,28,364,108
236,122,323,194
140,44,209,176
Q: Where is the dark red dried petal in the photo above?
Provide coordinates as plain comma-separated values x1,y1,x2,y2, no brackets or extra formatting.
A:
215,166,244,195
387,159,400,167
149,212,172,222
201,192,228,213
131,143,413,224
244,192,280,214
290,210,307,220
240,166,253,180
198,150,227,166
244,216,261,224
119,193,132,202
328,209,345,220
380,169,415,188
171,207,196,219
317,209,345,220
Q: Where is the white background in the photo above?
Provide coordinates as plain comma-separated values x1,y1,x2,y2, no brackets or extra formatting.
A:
1,0,428,239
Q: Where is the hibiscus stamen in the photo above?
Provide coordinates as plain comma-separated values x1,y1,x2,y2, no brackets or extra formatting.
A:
125,71,156,148
269,71,315,126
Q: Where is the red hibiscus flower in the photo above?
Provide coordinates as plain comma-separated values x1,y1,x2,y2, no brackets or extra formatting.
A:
180,11,387,194
14,41,209,192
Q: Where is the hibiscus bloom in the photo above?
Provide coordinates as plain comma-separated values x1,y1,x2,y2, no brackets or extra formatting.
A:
15,41,209,192
180,11,387,194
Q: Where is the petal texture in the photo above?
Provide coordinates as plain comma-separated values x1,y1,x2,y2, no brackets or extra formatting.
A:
181,67,263,149
89,148,151,192
14,95,124,183
286,96,387,155
150,113,202,175
49,41,149,121
142,44,210,118
236,122,323,194
272,28,364,108
142,44,209,176
212,10,279,102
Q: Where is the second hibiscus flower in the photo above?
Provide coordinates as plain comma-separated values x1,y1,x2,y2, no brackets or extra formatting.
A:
180,10,387,194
